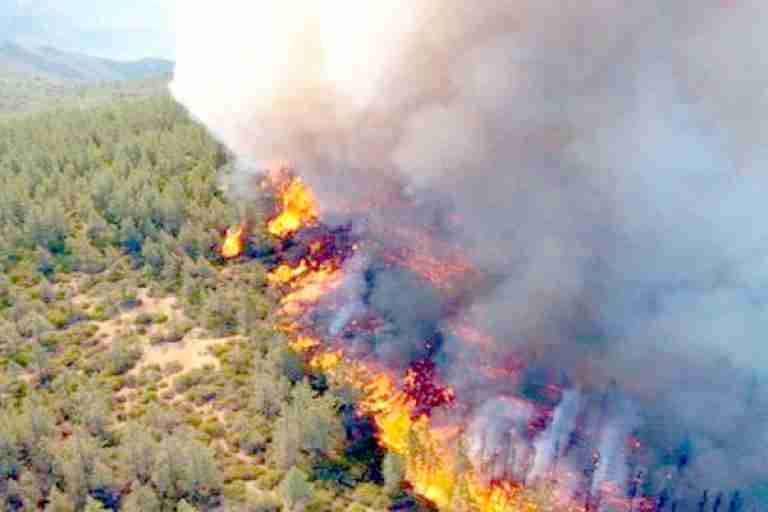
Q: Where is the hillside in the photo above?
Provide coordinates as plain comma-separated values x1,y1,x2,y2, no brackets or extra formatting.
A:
0,74,171,116
0,94,428,512
0,42,173,115
0,42,173,82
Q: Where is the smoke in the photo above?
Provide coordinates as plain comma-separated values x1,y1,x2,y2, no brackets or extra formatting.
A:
171,0,768,506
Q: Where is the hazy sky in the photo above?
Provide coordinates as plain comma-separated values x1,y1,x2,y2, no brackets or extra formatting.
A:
17,0,172,30
5,0,175,59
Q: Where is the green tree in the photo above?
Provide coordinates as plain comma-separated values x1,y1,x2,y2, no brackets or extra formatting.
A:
53,430,114,510
25,200,69,253
119,422,157,484
121,482,161,512
151,431,220,506
250,354,291,418
279,466,312,512
271,414,301,471
70,234,106,274
382,452,404,497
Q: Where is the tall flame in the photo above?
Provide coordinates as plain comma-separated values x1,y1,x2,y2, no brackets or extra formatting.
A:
267,176,319,238
221,224,245,259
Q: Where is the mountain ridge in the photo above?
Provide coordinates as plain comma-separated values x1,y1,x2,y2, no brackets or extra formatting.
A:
0,41,173,82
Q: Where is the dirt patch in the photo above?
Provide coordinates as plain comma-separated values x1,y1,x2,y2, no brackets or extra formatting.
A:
138,330,222,374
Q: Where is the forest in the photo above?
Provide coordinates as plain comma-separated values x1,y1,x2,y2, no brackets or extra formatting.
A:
0,91,422,511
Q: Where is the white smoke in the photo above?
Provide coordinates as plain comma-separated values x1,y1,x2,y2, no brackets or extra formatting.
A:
465,396,534,483
528,389,583,484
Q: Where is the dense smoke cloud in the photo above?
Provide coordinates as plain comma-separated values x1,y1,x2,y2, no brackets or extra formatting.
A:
171,0,768,506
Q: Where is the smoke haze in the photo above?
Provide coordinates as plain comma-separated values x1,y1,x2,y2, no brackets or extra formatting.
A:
171,0,768,506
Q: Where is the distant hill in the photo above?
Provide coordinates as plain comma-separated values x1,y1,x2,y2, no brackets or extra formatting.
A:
0,42,173,82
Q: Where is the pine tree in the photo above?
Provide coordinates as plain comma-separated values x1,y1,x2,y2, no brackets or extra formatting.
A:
70,233,106,274
382,452,405,497
251,355,291,418
84,209,111,246
26,200,69,253
279,466,313,512
120,423,158,484
272,413,301,471
121,482,161,512
294,380,343,457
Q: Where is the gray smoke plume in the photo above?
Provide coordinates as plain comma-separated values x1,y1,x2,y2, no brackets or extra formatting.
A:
171,0,768,507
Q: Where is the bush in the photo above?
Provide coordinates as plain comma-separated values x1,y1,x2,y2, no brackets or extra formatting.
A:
351,482,385,507
247,492,282,512
135,312,168,326
237,429,267,455
222,481,247,501
200,420,225,439
224,464,265,483
104,337,143,375
173,368,209,393
256,469,284,491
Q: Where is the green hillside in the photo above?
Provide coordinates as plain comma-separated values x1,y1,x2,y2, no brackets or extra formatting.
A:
0,43,173,116
0,93,428,512
0,74,170,116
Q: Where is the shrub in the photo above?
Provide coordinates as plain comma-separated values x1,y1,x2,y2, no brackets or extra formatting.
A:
256,469,284,491
224,464,264,483
200,420,225,439
351,482,385,507
247,492,282,512
104,337,143,375
173,369,209,393
222,481,247,501
135,312,168,326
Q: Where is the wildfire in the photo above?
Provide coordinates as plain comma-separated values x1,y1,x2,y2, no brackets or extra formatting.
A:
235,174,653,512
221,224,245,259
267,260,311,286
255,177,545,511
279,265,343,316
309,350,343,372
267,176,319,238
289,336,321,352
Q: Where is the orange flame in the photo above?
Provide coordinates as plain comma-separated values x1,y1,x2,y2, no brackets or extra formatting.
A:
279,265,343,316
267,176,319,238
221,224,245,259
309,350,343,372
289,336,321,352
267,240,544,511
268,260,311,286
259,180,649,512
